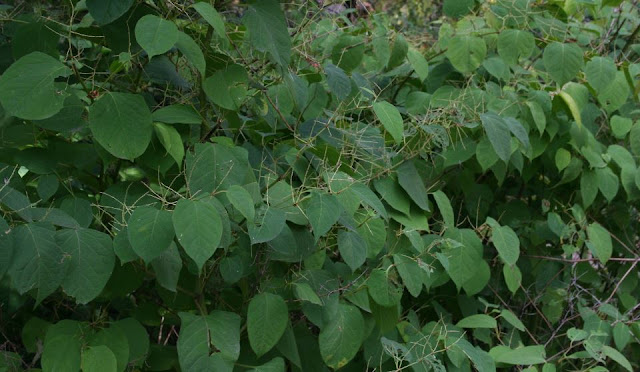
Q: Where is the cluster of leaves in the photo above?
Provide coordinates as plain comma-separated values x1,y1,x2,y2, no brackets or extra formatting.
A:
1,0,640,371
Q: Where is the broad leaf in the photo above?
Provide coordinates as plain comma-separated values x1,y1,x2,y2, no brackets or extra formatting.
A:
338,230,367,272
585,56,616,93
446,35,487,73
172,198,222,273
373,101,404,144
82,346,117,372
497,29,534,65
586,222,612,264
127,206,174,263
456,314,497,329
57,228,115,304
192,2,226,39
543,42,584,85
135,15,178,59
86,0,134,25
480,112,512,162
153,122,184,168
248,293,288,357
8,223,67,305
244,0,291,67
0,52,71,120
226,185,255,221
178,312,241,371
319,304,364,370
304,191,341,239
89,92,153,160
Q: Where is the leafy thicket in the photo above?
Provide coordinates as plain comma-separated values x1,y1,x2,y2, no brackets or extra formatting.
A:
1,0,640,371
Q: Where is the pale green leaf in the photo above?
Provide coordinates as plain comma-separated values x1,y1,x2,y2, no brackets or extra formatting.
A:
192,2,226,39
153,122,184,168
82,346,117,372
446,35,487,73
586,222,612,264
432,190,454,228
456,314,497,328
586,56,616,93
480,112,512,162
373,101,404,144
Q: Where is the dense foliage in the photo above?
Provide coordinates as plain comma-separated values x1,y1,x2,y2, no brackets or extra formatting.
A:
1,0,640,371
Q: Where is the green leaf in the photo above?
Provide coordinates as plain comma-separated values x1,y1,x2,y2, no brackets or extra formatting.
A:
319,304,364,370
581,169,598,208
527,101,547,135
249,357,285,372
57,228,115,304
153,122,184,168
446,35,487,73
86,0,134,25
630,123,640,157
432,190,454,229
490,345,546,365
438,240,481,289
248,206,286,244
611,116,632,139
203,64,248,110
397,160,430,211
293,282,322,306
8,222,67,305
325,63,351,101
543,42,584,85
486,218,520,266
185,143,253,195
127,206,175,264
367,269,403,307
443,0,474,18
500,309,526,331
503,264,521,294
304,191,341,239
226,185,255,221
497,29,534,65
151,242,182,292
176,31,206,75
373,176,411,216
338,230,367,272
112,318,149,366
483,56,510,81
555,148,571,171
244,0,291,67
480,112,512,162
598,71,630,113
0,217,13,281
172,198,222,273
596,167,619,202
21,317,51,354
192,2,226,39
152,104,201,124
82,346,117,372
407,48,429,81
332,35,365,72
586,222,612,264
456,314,497,328
248,293,288,357
135,15,179,59
0,52,71,120
585,56,616,93
178,312,240,371
373,101,404,144
88,327,129,372
42,320,83,372
393,254,423,297
602,345,633,372
613,322,631,351
89,92,153,160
